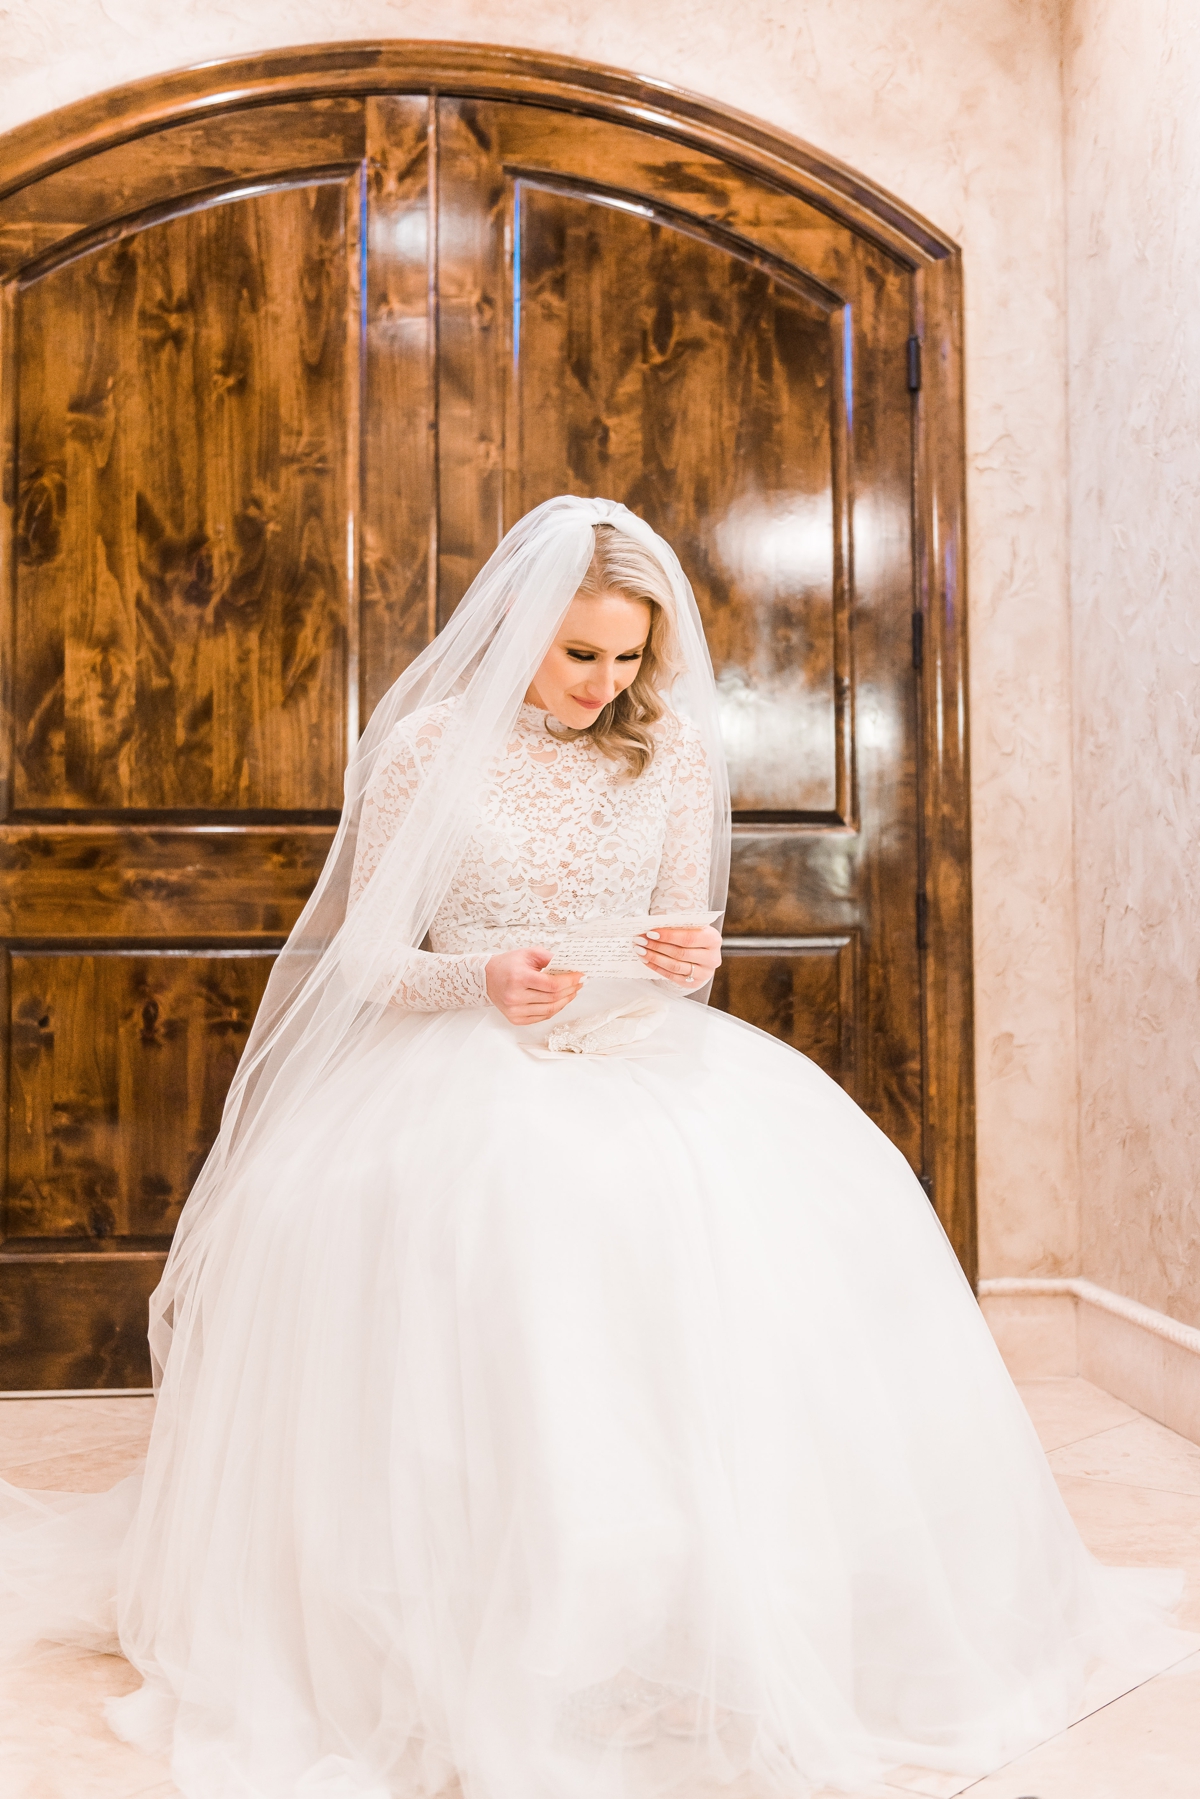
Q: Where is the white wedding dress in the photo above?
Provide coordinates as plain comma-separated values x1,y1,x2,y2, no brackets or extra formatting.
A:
1,697,1187,1799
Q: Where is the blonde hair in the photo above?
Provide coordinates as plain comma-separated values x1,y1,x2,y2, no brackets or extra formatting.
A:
547,524,681,778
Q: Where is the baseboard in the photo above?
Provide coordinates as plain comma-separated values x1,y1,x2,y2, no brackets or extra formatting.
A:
0,1387,154,1399
979,1276,1200,1447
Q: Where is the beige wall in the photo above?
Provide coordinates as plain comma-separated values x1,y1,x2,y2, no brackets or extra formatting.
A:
0,1,1080,1278
1066,0,1200,1327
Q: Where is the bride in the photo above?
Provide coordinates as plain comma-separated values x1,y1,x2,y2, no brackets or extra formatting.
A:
1,496,1187,1798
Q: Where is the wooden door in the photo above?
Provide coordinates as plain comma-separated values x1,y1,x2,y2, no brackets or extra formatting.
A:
0,56,971,1389
435,97,921,1168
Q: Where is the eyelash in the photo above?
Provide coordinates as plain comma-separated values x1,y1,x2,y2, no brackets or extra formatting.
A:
566,650,643,663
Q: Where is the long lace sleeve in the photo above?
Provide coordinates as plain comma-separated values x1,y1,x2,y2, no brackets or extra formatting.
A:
649,720,714,913
346,717,491,1012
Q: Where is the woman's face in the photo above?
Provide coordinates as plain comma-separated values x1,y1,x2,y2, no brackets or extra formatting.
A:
525,592,651,727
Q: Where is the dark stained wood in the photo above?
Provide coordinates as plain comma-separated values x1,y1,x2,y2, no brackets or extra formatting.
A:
0,827,331,939
0,280,16,821
0,50,973,1387
0,1245,164,1388
438,96,922,1169
7,952,273,1242
512,175,849,820
711,937,856,1088
913,254,976,1278
435,101,508,615
0,109,367,1382
360,96,436,708
0,99,365,281
14,177,358,811
0,103,364,287
0,46,955,266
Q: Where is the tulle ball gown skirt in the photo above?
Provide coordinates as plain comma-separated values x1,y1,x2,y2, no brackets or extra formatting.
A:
90,982,1180,1797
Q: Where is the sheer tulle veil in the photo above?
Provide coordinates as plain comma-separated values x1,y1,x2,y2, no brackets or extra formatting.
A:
150,496,731,1384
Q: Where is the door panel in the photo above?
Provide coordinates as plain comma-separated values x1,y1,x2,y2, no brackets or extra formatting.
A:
0,1247,163,1390
711,937,856,1084
8,952,273,1243
0,99,366,281
512,178,849,821
15,178,357,811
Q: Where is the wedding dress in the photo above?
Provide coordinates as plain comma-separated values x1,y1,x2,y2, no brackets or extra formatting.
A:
0,499,1188,1799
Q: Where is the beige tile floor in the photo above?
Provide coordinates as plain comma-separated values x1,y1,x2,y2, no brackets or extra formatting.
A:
1,1377,1198,1797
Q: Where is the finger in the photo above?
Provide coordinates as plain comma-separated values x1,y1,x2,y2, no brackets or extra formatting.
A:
525,972,583,996
636,929,705,949
512,989,580,1017
643,953,710,986
637,946,693,976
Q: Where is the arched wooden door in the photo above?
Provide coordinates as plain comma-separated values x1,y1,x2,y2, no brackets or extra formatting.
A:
0,51,972,1389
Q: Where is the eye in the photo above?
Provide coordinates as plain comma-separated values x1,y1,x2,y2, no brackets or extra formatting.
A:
566,649,598,662
617,650,644,662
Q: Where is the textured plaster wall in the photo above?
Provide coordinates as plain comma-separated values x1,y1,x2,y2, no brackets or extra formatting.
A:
0,1,1079,1277
1066,0,1200,1326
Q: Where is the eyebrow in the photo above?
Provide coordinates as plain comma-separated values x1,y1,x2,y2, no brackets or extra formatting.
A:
564,638,647,653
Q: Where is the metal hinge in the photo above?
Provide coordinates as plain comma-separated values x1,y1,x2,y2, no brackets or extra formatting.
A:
916,889,928,952
911,609,924,671
907,334,922,392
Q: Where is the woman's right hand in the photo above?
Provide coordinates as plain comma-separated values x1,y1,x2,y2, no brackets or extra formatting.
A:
485,948,582,1025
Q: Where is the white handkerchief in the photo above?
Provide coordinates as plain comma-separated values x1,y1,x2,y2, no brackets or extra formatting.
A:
523,999,669,1059
544,911,719,981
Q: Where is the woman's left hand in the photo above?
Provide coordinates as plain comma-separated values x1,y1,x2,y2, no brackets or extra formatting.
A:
634,924,723,989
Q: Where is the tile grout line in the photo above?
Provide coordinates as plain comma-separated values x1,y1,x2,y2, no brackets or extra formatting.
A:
1052,1470,1200,1502
954,1652,1196,1796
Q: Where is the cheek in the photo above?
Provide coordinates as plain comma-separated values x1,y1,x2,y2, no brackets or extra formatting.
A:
537,651,570,695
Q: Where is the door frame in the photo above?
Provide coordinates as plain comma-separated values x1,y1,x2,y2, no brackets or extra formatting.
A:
0,42,976,1281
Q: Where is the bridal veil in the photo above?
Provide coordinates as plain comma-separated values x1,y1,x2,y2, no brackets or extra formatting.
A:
150,496,731,1386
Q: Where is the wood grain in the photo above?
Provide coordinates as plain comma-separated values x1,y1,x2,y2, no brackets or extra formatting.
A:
0,98,365,281
913,250,976,1277
0,1245,164,1388
436,100,508,615
7,951,273,1242
0,826,331,939
511,175,846,819
0,46,956,265
14,177,357,811
361,95,436,709
0,56,973,1386
712,937,856,1089
440,96,923,1171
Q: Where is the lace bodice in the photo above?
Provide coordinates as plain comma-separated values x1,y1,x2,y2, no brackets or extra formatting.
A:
348,701,713,1010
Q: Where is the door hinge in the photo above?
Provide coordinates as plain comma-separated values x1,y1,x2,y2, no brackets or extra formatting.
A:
916,889,928,952
919,1173,935,1204
906,334,922,392
911,609,924,671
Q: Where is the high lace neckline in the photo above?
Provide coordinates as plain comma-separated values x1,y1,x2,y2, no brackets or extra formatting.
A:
518,701,570,737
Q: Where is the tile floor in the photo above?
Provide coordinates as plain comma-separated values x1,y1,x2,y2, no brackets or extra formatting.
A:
1,1378,1198,1797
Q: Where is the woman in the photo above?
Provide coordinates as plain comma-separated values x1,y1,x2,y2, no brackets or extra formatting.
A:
1,497,1187,1798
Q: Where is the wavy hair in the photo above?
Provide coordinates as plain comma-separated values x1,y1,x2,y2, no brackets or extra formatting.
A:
546,523,683,778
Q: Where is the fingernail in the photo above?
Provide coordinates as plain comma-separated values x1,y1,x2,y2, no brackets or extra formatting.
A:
646,931,660,940
634,935,647,945
635,945,647,956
